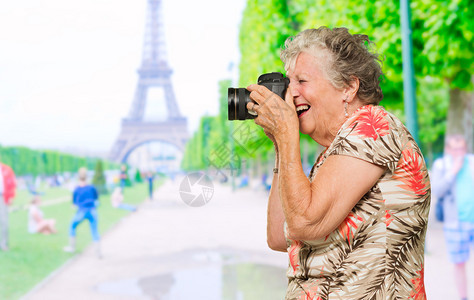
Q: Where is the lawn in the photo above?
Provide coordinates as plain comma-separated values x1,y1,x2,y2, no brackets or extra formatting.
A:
0,180,160,300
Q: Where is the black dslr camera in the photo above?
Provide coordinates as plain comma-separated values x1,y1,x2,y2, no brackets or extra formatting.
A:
228,72,289,120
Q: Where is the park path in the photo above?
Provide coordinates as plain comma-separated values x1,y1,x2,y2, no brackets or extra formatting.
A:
22,176,474,300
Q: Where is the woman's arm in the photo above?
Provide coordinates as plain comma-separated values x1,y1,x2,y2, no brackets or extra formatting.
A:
267,163,287,252
277,136,385,241
264,135,287,252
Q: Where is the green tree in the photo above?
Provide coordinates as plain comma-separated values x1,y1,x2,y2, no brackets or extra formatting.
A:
92,160,108,195
412,0,473,149
236,0,473,163
184,0,473,172
0,145,118,177
134,169,143,183
238,0,296,87
235,0,299,162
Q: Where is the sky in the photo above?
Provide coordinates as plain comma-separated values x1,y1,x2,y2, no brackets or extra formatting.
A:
0,0,246,155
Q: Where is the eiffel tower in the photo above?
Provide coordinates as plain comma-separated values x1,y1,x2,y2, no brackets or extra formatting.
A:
109,0,188,163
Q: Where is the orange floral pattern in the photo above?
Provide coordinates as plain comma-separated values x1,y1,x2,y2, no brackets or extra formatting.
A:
394,147,430,196
338,212,364,243
285,105,431,300
288,239,303,274
385,209,394,227
410,265,426,300
353,105,389,140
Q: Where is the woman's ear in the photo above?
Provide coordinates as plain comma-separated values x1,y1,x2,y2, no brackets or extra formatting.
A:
343,76,359,103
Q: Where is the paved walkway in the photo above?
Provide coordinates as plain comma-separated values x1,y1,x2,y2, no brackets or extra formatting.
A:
23,177,474,299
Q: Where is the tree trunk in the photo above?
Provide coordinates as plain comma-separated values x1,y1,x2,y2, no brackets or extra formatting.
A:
446,88,473,152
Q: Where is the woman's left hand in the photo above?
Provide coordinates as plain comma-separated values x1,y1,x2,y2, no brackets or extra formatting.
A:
246,84,299,142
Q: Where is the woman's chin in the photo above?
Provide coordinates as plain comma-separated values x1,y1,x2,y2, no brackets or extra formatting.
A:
298,122,313,135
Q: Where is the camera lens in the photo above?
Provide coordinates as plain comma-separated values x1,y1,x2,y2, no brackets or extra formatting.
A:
228,88,256,120
228,88,237,120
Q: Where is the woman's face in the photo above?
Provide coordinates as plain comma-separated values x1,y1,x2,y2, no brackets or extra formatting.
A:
286,51,346,146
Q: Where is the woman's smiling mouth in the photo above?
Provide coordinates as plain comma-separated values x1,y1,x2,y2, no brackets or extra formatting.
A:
296,104,311,118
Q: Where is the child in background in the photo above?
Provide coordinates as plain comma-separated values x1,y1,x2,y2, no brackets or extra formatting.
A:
63,167,101,258
111,187,136,212
28,196,57,235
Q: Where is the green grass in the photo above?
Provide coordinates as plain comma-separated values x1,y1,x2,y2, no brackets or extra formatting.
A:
10,188,72,217
0,181,161,300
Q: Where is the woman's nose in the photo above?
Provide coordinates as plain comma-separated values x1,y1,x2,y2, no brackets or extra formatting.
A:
289,82,299,97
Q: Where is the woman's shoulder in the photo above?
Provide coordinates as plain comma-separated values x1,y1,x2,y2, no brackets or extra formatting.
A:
340,105,402,141
352,105,402,125
330,105,407,173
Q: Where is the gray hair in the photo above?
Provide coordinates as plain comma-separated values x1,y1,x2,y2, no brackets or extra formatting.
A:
280,26,384,104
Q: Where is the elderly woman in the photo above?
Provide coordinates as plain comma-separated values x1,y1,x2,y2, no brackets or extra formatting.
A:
247,27,430,299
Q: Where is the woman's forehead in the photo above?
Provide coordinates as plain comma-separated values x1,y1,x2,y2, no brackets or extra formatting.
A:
287,52,325,77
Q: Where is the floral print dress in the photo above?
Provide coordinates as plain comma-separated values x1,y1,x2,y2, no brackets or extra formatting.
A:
284,105,430,300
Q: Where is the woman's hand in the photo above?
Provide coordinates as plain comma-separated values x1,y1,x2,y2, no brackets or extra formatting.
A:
246,84,299,144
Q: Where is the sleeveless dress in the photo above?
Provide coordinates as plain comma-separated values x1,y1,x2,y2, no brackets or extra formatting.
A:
285,105,431,300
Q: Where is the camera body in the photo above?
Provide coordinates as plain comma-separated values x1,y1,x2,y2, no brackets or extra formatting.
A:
228,72,289,120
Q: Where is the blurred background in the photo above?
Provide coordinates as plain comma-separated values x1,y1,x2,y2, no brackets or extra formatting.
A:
0,0,473,299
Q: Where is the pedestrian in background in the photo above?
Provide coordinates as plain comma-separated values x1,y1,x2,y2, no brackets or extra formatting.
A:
119,165,128,189
63,167,101,258
0,161,16,251
146,171,154,201
432,134,474,300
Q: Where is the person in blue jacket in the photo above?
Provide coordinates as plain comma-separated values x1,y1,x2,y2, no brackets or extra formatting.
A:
63,167,101,258
432,134,474,300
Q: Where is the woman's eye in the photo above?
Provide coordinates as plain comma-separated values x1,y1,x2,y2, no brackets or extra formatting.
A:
299,80,306,84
